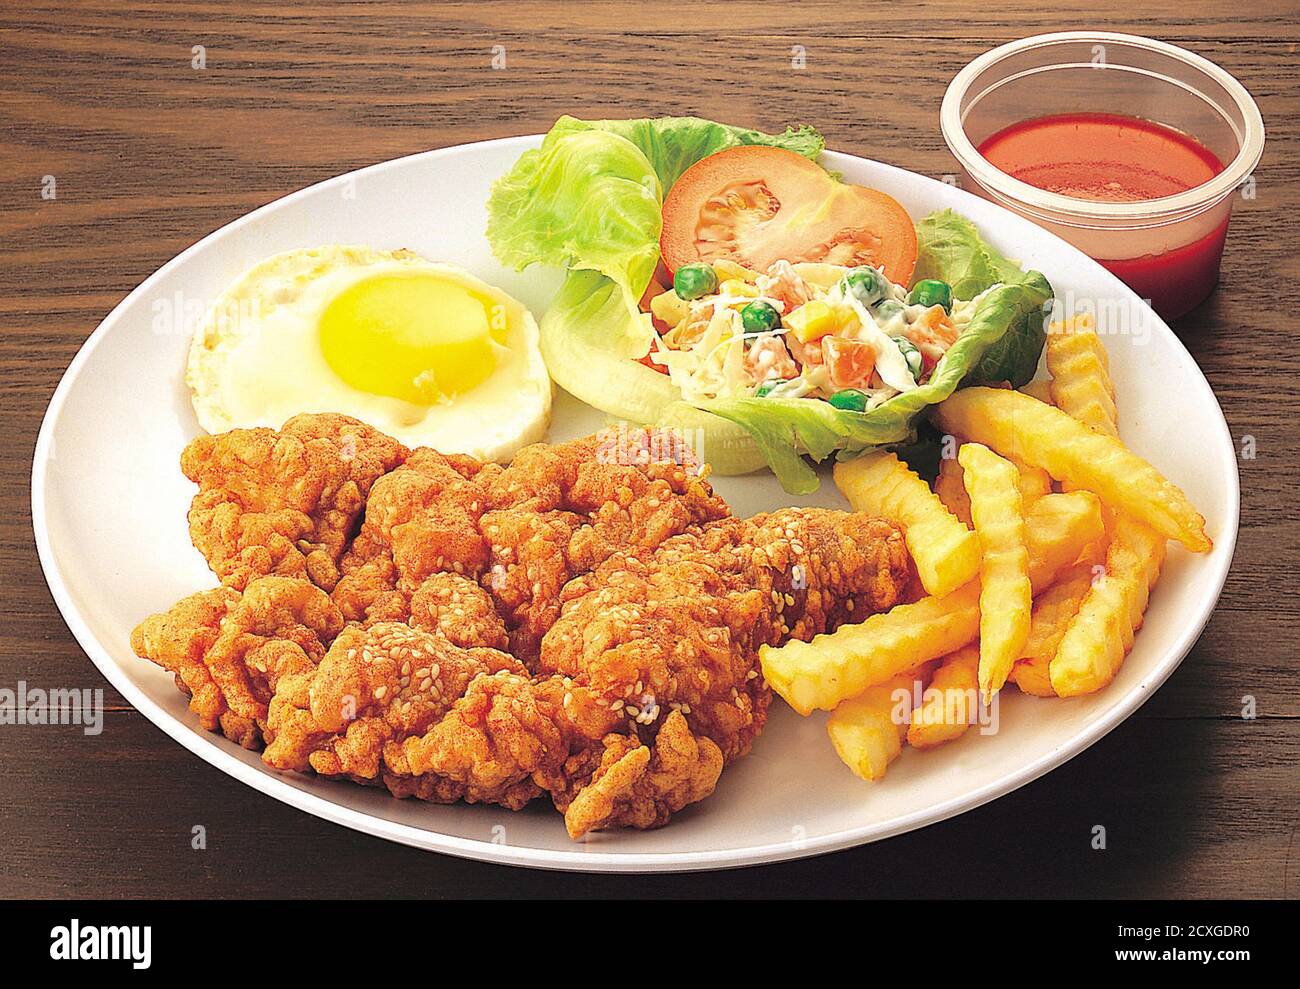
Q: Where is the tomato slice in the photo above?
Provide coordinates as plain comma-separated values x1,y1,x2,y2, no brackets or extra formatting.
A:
660,146,917,285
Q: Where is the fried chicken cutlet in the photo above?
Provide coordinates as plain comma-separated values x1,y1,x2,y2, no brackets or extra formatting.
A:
331,428,730,659
410,508,909,836
182,413,408,592
133,416,912,836
137,424,727,753
131,576,343,749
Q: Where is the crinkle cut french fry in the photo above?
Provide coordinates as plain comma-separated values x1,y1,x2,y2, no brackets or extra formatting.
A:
937,453,1050,517
1011,456,1053,506
762,490,1100,714
834,452,980,597
1073,493,1117,568
1048,318,1120,556
907,645,980,749
1009,564,1097,697
960,443,1032,700
762,583,981,716
937,477,1100,585
934,456,972,527
1026,491,1105,590
1020,377,1056,405
827,666,933,781
1050,515,1166,696
933,387,1210,552
1047,315,1119,438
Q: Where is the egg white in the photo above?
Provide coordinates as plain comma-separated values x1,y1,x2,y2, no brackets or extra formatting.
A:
186,245,552,461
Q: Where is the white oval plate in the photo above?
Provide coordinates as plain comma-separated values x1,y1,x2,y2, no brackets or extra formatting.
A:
33,136,1237,872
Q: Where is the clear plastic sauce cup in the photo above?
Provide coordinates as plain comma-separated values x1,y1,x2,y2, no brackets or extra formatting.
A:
941,32,1264,322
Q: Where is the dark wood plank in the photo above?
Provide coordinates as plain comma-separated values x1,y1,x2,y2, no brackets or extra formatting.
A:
0,1,1295,898
2,711,1294,898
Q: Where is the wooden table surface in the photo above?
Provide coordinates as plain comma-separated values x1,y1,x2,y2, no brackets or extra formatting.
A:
2,1,1296,899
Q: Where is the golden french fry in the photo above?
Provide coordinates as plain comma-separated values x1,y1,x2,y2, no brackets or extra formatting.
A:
934,456,972,526
834,451,980,597
1012,456,1052,506
827,666,932,781
906,645,981,749
1026,491,1105,580
937,454,1050,517
1046,315,1119,438
1020,377,1055,405
761,491,1099,714
959,443,1032,700
1009,564,1097,697
1047,315,1120,555
1049,515,1166,696
764,583,981,716
933,387,1210,552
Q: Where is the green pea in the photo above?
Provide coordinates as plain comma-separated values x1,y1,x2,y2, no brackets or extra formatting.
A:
673,263,719,301
842,266,889,307
892,335,924,380
908,279,953,313
874,300,906,324
828,389,869,412
741,301,781,334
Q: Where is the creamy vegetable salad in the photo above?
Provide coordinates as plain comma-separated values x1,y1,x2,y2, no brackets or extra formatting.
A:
648,259,988,411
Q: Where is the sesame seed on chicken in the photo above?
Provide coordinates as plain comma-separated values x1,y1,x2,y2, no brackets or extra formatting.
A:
132,416,911,838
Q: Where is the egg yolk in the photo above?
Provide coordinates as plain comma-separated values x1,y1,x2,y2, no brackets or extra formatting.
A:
318,271,500,404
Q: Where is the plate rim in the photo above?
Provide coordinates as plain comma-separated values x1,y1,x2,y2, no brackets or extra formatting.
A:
31,135,1240,873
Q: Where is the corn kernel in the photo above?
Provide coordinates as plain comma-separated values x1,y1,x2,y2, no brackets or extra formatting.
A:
713,259,760,282
719,278,759,298
787,300,837,342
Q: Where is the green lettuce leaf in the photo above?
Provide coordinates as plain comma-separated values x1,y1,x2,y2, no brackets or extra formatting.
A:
488,116,825,296
487,128,663,317
539,269,681,412
544,115,826,191
914,207,1027,297
914,208,1050,386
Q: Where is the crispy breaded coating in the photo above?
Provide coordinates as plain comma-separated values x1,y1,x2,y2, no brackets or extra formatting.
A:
332,427,729,660
331,447,497,621
262,622,533,807
140,419,912,837
387,508,910,836
131,576,342,748
561,712,723,838
397,670,619,801
488,430,730,659
480,509,584,660
544,508,909,834
182,413,408,591
548,509,912,760
130,585,247,742
408,572,510,651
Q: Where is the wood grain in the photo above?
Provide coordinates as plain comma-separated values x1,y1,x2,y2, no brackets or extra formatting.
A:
1,1,1295,898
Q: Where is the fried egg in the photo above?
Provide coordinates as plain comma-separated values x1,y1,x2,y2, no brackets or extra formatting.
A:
187,246,551,460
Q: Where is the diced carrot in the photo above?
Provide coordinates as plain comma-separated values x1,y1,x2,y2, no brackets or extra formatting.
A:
824,336,876,389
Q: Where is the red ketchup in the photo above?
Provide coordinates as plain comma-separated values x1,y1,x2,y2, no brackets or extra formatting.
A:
977,113,1227,320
